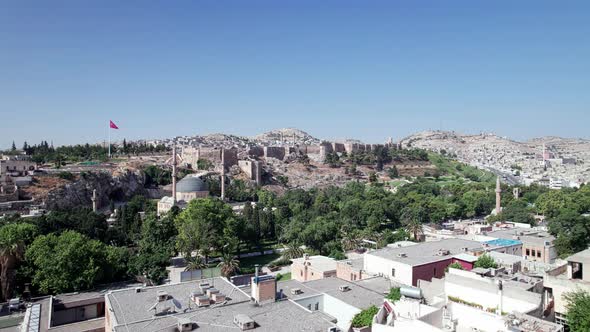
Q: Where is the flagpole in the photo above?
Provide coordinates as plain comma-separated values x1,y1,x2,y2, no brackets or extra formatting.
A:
108,121,111,159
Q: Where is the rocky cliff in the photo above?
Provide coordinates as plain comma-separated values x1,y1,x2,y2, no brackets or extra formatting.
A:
45,170,149,210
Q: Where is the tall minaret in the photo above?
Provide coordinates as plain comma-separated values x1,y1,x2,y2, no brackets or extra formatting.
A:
172,142,177,204
220,149,226,201
495,176,502,215
92,189,97,213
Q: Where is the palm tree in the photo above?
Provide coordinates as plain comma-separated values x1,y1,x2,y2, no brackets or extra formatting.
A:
184,256,207,272
282,243,304,260
0,224,36,301
217,253,240,279
405,220,423,242
341,229,362,251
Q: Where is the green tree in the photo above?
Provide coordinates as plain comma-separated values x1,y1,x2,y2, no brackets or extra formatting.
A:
217,253,240,279
184,256,207,272
175,198,235,260
549,210,590,257
129,212,177,285
282,244,304,260
0,223,38,300
387,166,399,178
25,231,122,294
474,254,497,269
386,287,401,302
11,141,16,151
564,290,590,332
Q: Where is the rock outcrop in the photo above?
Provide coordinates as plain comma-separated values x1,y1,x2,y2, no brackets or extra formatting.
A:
45,170,148,210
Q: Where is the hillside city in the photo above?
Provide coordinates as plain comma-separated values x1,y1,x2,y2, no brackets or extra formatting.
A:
0,127,589,332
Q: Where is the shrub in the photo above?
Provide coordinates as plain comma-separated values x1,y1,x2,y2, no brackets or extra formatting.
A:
351,305,379,328
474,254,498,269
386,287,401,302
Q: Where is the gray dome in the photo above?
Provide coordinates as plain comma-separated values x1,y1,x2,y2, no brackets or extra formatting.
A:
176,176,209,193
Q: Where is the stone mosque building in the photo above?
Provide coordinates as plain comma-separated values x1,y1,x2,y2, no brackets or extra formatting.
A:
157,174,209,216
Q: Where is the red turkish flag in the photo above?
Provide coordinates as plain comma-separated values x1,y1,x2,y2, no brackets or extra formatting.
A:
109,120,119,129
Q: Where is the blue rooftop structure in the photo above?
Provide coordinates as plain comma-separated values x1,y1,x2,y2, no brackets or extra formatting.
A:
485,238,522,247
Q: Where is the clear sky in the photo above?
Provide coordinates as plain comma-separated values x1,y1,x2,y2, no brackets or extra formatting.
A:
1,1,589,148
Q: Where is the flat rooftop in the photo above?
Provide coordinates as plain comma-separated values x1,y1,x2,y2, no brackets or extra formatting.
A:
113,299,336,332
277,276,393,309
291,255,337,273
567,248,590,264
107,277,250,327
337,258,364,270
367,238,484,266
487,228,555,246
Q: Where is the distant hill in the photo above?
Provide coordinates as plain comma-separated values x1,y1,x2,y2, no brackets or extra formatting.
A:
253,128,321,145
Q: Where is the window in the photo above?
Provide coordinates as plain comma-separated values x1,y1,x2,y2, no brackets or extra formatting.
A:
531,249,536,257
537,251,542,258
300,270,303,277
526,249,530,256
391,268,396,277
307,304,311,311
315,302,319,311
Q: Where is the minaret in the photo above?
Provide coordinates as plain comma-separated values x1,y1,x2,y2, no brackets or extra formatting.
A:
172,142,177,204
495,176,502,215
220,149,226,201
91,189,97,212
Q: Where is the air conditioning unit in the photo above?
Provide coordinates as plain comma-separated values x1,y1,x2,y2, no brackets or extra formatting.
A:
338,285,351,292
157,291,168,302
177,318,194,331
397,253,407,258
291,288,302,295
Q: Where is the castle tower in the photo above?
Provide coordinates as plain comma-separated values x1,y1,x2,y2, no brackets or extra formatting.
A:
172,142,177,204
495,177,502,215
92,189,97,212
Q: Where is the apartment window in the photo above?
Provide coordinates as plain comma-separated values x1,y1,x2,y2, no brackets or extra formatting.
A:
307,304,311,311
526,249,530,256
531,249,536,257
315,303,319,311
537,251,542,258
391,268,396,277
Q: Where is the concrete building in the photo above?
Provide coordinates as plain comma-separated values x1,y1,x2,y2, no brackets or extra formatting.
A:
277,276,393,331
19,283,138,332
487,228,557,264
291,254,337,282
372,298,562,332
157,175,209,216
543,248,590,327
102,276,340,332
363,239,485,286
336,258,367,282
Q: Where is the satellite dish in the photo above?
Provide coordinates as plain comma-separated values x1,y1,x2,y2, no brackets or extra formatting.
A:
172,298,182,310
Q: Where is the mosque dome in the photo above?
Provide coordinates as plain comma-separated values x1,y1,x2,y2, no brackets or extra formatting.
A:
176,176,209,193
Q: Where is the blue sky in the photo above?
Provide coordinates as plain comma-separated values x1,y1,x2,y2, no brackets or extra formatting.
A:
1,1,589,148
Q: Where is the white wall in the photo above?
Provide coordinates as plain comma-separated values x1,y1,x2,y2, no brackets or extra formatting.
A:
293,294,324,312
323,294,361,330
444,272,540,314
364,253,413,285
